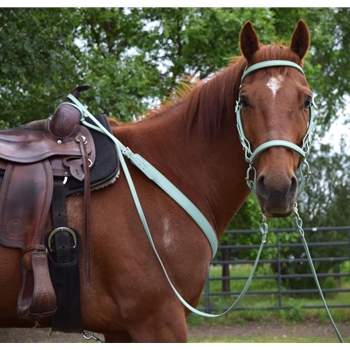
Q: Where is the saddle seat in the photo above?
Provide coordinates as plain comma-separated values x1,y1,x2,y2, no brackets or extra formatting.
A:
0,119,96,177
0,87,119,325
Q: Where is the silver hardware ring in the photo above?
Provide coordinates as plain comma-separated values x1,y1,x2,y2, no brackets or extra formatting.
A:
48,227,77,252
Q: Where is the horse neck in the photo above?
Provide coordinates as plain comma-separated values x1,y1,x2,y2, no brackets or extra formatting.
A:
117,104,250,238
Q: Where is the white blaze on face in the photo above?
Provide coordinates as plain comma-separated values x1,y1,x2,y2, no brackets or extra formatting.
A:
266,75,284,98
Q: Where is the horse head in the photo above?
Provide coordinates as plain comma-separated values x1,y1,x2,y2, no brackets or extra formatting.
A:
237,20,314,218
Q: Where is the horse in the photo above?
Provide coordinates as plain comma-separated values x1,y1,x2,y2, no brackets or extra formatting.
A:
0,20,314,342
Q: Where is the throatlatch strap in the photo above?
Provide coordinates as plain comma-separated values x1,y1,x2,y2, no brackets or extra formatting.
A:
45,180,82,333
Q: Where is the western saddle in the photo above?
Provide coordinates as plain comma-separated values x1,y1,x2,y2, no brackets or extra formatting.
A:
0,85,119,328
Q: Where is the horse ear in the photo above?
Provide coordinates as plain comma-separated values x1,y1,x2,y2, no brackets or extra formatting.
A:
290,19,310,60
240,21,260,62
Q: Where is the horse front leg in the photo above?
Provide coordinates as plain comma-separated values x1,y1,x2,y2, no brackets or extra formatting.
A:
125,307,188,343
103,332,133,343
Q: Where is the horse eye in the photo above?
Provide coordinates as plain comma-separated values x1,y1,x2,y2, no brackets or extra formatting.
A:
304,96,312,109
241,96,250,108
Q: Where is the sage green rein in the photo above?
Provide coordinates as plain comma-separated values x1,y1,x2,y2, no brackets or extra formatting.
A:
236,60,343,343
61,58,343,341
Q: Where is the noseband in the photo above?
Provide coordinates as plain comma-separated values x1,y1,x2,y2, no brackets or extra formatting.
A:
235,60,316,196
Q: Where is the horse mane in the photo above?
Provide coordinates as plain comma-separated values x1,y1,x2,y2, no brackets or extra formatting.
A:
142,56,247,137
143,43,303,138
181,56,247,137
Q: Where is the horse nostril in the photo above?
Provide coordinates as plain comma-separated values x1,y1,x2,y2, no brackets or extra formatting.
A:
288,175,298,200
256,175,269,199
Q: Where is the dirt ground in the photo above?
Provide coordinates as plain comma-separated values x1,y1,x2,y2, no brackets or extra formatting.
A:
0,320,349,343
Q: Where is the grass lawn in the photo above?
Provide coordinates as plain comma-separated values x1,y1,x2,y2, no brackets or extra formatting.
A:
188,335,350,343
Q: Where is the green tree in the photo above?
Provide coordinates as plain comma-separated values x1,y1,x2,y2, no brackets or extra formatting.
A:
3,8,350,130
300,138,350,227
0,8,81,128
271,8,350,132
75,8,162,119
77,8,276,119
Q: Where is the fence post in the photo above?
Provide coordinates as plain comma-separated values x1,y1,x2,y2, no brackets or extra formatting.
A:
277,231,282,308
348,229,350,283
204,275,211,313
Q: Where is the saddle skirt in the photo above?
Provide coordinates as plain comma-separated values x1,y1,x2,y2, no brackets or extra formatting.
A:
0,111,119,323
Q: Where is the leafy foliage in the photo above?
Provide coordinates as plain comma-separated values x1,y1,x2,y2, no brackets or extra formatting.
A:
0,8,81,127
2,8,350,130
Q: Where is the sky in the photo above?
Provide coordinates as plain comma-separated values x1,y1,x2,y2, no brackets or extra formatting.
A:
318,97,350,153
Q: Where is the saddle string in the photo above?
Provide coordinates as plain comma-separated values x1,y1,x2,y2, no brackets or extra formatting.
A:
76,135,92,284
69,88,92,282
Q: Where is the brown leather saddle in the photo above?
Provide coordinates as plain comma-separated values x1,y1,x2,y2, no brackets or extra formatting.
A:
0,85,119,323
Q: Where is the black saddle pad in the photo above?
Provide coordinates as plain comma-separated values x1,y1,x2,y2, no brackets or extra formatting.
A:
65,114,119,195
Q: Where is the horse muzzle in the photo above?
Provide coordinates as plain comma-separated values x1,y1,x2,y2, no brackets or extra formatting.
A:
255,172,298,217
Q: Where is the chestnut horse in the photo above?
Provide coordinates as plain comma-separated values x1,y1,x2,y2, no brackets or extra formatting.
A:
0,20,314,342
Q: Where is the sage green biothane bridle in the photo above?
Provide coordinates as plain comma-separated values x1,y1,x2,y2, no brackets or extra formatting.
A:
235,60,317,198
62,60,343,343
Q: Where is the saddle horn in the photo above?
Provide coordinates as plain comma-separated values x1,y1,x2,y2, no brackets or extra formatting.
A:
69,84,91,101
49,84,90,138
